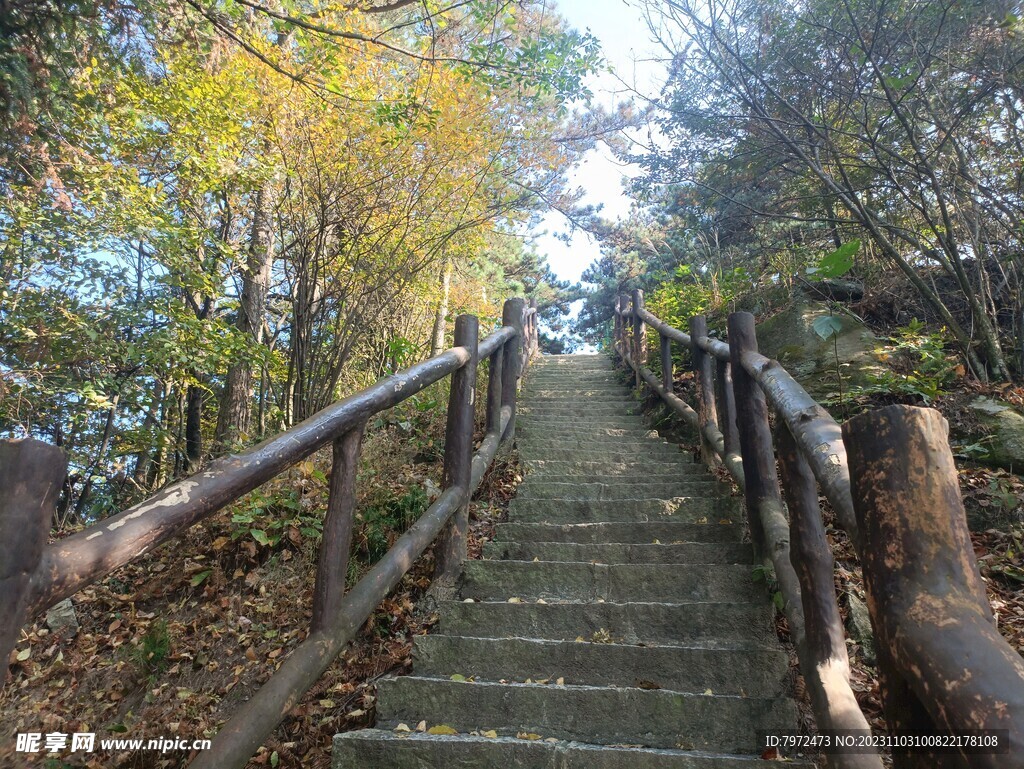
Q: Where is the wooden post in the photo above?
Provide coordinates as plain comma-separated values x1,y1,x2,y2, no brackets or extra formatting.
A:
727,311,775,556
777,424,882,769
631,289,646,391
844,406,1024,768
660,333,673,393
691,315,721,466
501,298,525,442
0,439,67,670
311,421,366,632
715,358,740,458
485,345,503,437
434,314,479,590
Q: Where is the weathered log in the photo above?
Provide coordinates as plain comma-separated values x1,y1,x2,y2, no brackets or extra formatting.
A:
691,315,721,467
631,289,646,391
660,332,673,394
739,349,861,552
501,298,525,442
26,344,475,617
311,421,366,633
434,315,479,590
844,406,1024,768
714,358,740,459
0,439,67,671
727,312,775,555
485,345,504,437
777,424,882,769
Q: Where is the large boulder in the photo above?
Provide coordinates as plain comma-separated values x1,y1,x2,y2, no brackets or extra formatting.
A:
754,299,884,403
967,397,1024,473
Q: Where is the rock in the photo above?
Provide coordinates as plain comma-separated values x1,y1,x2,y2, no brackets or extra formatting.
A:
45,598,79,638
755,299,884,403
844,592,876,666
967,397,1024,474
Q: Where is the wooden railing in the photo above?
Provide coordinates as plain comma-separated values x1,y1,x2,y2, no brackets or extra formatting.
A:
615,290,1024,769
0,297,539,769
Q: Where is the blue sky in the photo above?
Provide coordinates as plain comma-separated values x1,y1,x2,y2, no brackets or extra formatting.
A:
533,0,666,284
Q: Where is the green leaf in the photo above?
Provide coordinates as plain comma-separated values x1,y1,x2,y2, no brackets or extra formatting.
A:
190,569,212,587
812,315,843,340
816,239,859,279
250,529,271,546
270,751,280,768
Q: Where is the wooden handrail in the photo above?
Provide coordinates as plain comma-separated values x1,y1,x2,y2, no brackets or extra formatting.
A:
614,299,1024,768
1,298,537,768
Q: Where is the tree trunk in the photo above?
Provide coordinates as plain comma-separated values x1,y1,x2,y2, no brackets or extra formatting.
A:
430,259,452,357
185,382,203,470
217,183,275,447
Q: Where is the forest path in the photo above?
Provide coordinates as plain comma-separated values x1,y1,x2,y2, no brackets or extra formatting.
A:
333,354,810,767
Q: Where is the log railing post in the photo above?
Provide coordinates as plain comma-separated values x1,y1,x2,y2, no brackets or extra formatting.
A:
311,421,366,632
0,439,67,669
844,406,1024,768
614,296,623,360
777,424,882,769
727,311,773,556
660,332,673,394
485,344,503,438
631,289,646,390
715,358,740,459
501,298,525,442
690,315,720,467
434,314,479,591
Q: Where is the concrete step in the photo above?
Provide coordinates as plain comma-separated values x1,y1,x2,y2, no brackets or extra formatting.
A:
506,498,740,523
413,635,789,696
495,521,745,544
374,676,799,753
333,730,814,769
462,561,762,603
437,599,775,647
484,540,753,564
515,481,727,501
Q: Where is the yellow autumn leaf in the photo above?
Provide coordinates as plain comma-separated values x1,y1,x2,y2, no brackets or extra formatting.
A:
428,725,458,735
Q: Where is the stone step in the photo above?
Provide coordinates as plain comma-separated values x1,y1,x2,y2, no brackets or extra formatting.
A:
374,676,798,753
515,481,727,501
524,468,710,483
521,392,635,401
506,498,740,524
462,561,762,603
523,460,696,476
414,635,790,696
515,438,685,456
516,447,692,463
518,426,658,440
333,730,814,769
483,540,753,564
437,599,775,647
519,404,642,416
518,416,650,429
495,521,745,544
524,374,624,384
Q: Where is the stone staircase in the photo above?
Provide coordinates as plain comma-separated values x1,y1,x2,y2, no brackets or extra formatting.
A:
334,354,810,768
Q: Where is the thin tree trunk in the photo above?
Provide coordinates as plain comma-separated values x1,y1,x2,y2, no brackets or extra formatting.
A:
430,259,452,357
